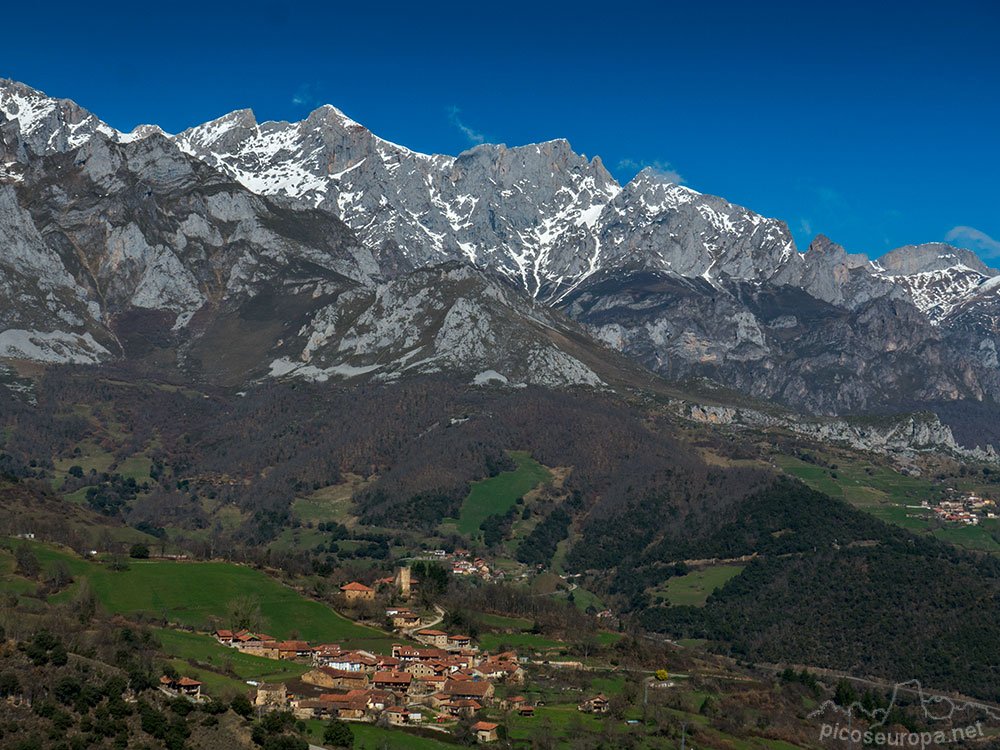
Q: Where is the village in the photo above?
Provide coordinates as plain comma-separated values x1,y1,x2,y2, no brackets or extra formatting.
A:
423,548,502,581
909,492,998,525
157,566,612,744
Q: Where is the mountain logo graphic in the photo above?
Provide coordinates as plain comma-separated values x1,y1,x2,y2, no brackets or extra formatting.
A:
807,679,1000,729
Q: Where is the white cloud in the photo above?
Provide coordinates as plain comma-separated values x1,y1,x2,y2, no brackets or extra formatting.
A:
292,83,323,109
945,225,1000,256
800,218,813,236
447,106,485,145
616,158,683,184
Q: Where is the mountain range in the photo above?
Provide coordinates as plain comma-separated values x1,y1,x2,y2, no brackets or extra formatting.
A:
3,78,1000,442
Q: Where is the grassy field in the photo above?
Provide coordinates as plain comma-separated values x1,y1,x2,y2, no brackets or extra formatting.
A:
449,451,552,536
660,565,745,607
304,720,457,749
774,454,944,506
775,454,1000,552
13,540,396,649
154,629,312,683
555,584,605,612
268,526,329,552
53,440,115,482
0,549,37,594
477,612,534,630
507,704,609,744
164,658,246,696
116,455,153,482
596,631,624,645
477,630,566,653
292,474,374,526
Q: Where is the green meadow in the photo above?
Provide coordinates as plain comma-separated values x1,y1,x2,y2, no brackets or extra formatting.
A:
660,565,746,607
154,628,312,683
448,451,552,536
775,454,1000,552
10,540,395,648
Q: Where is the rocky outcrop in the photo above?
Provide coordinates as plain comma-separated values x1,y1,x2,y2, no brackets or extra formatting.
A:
267,263,605,388
684,402,999,463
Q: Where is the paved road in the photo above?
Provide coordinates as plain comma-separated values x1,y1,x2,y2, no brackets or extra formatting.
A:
404,603,445,636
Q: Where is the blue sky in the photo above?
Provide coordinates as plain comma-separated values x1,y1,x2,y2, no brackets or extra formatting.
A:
3,0,997,260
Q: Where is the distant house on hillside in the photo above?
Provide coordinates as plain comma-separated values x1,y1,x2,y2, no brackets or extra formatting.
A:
240,639,279,659
276,640,311,660
292,699,332,720
319,690,369,719
578,693,609,713
416,629,449,648
472,721,499,743
254,682,288,709
214,629,235,645
340,581,376,602
501,695,527,711
159,675,202,700
440,698,482,718
385,705,408,725
392,611,421,629
326,651,378,673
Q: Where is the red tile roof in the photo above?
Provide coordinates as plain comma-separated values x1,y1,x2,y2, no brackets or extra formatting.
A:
340,582,374,592
444,680,491,697
373,671,412,685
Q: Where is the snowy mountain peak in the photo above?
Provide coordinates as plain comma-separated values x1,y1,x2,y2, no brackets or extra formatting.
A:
0,79,120,156
868,243,998,324
878,242,997,277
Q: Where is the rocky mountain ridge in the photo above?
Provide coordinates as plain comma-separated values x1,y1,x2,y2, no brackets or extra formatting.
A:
685,401,998,463
3,79,1000,438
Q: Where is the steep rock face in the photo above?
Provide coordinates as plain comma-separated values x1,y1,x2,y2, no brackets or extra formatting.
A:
0,82,381,367
563,271,1000,414
879,243,995,277
267,263,605,388
938,278,1000,380
537,170,800,299
0,78,122,159
777,234,901,310
876,242,997,323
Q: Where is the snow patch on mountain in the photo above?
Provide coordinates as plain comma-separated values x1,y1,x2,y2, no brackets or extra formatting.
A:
0,330,109,364
888,265,992,323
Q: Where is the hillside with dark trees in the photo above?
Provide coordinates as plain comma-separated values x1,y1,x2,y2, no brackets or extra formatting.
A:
5,366,1000,704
